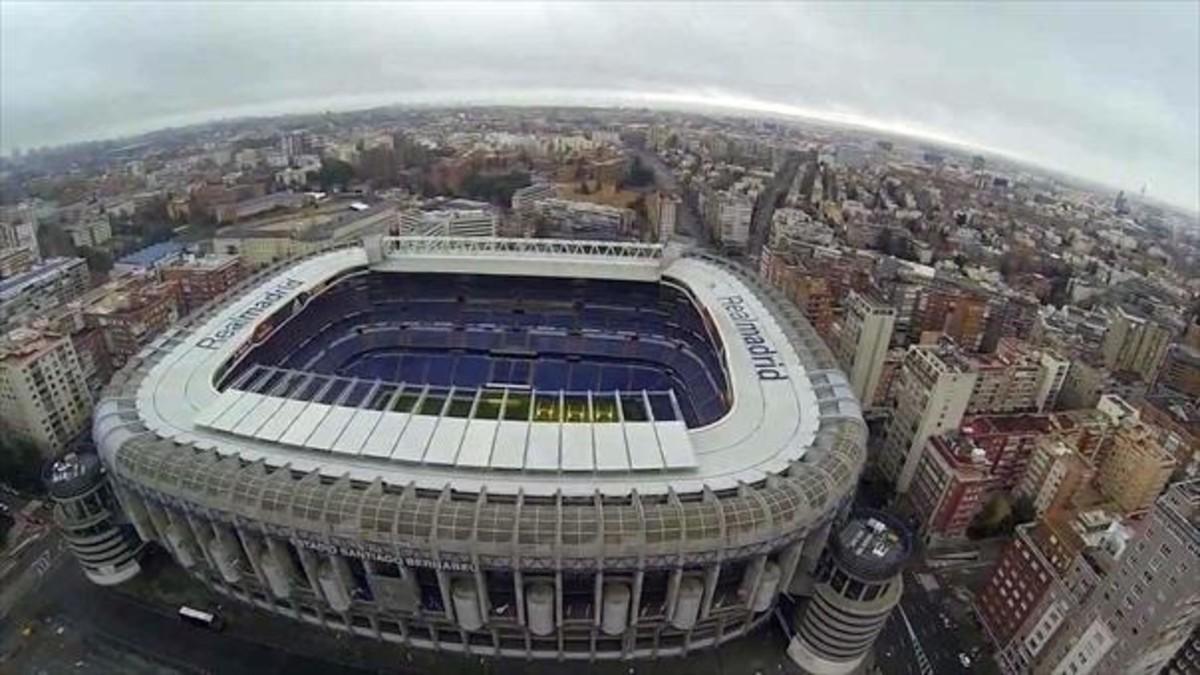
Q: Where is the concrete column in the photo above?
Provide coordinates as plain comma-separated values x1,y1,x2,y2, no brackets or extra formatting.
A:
116,488,155,543
670,577,703,630
295,546,326,600
525,581,555,636
451,577,484,631
630,569,644,627
435,568,456,623
207,525,244,584
751,562,781,612
317,556,352,612
665,568,683,622
235,528,268,587
600,582,631,636
593,570,604,627
701,563,721,619
778,541,805,591
473,567,491,621
741,555,767,610
514,570,527,627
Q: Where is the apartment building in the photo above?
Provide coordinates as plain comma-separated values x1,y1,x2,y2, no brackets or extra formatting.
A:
1102,305,1174,382
1017,438,1096,517
1095,422,1176,515
1033,480,1200,675
83,275,183,368
961,414,1056,491
908,433,1000,541
880,340,978,492
0,257,90,329
397,208,498,238
161,254,245,314
832,289,896,407
967,339,1044,415
0,246,35,278
0,327,92,454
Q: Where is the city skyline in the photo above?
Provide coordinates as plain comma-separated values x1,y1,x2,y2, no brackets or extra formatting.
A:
1,2,1197,213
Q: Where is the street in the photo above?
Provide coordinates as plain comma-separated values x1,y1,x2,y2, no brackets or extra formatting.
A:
872,564,1002,675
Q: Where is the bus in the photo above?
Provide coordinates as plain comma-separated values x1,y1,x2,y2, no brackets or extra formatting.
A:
178,606,224,631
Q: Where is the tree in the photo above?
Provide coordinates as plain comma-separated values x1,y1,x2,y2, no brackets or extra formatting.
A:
459,170,531,208
0,513,12,549
621,156,654,189
78,246,113,274
1011,496,1037,528
967,494,1012,540
0,434,45,494
311,158,356,192
36,223,76,258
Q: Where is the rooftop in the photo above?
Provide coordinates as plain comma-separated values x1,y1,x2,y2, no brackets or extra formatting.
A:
163,253,240,271
117,241,185,268
963,413,1054,436
0,326,65,362
0,257,85,297
831,510,914,581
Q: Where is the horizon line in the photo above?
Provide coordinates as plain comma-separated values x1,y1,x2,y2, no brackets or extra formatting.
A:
2,87,1197,216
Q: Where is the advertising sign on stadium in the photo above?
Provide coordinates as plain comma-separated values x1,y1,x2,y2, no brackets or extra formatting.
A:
196,277,306,349
291,536,476,572
718,295,789,381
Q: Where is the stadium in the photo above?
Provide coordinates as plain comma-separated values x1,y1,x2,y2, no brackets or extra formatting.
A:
89,236,866,660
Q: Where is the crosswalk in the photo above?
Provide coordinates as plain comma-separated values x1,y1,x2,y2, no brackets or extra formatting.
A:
898,606,934,675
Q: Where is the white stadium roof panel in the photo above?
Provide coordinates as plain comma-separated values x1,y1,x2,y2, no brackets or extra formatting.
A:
256,399,309,442
193,388,243,428
279,402,331,447
233,395,285,436
424,418,467,466
395,415,437,463
457,420,498,468
490,421,528,469
593,423,630,471
333,409,383,455
362,412,408,458
525,423,560,470
656,421,695,469
559,424,594,471
310,406,356,452
624,424,664,471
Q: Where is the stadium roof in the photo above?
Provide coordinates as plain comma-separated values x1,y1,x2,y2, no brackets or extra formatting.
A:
125,238,859,498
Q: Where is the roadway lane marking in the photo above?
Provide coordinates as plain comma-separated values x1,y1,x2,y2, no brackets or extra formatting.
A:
898,606,934,675
32,550,52,577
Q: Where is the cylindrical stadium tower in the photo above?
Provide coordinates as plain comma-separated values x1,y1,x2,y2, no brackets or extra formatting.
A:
787,510,913,674
44,452,144,586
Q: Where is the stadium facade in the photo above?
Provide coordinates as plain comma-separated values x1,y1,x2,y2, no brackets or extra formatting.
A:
84,237,866,659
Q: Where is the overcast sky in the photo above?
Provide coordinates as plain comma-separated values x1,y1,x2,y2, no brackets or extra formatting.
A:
2,1,1197,211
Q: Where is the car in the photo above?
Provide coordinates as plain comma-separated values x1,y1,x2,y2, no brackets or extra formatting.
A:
959,653,972,668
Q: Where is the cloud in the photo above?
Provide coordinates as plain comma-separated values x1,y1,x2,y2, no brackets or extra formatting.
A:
2,1,1196,211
